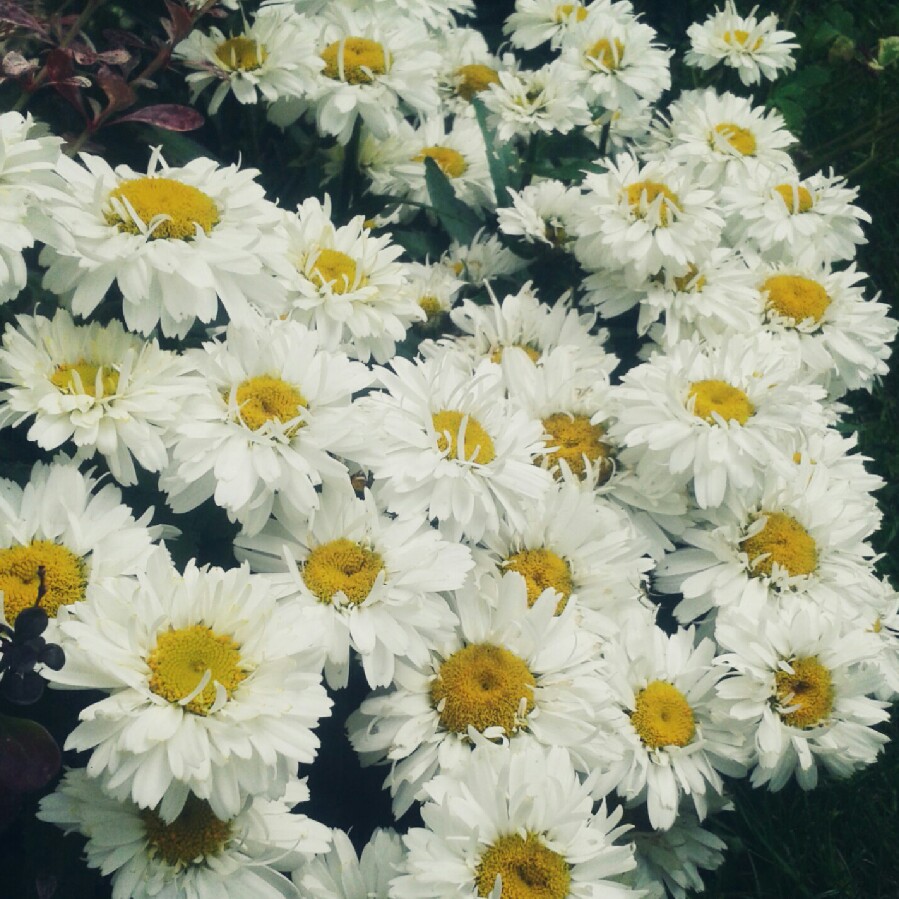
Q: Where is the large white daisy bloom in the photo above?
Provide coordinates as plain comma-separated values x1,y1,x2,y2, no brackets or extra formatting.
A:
39,771,330,899
685,1,797,86
391,741,640,899
401,260,464,325
235,482,470,689
49,551,332,822
504,0,626,51
265,0,475,32
162,318,373,536
716,607,889,790
498,179,589,252
348,571,613,816
0,309,197,486
37,148,289,337
432,26,503,115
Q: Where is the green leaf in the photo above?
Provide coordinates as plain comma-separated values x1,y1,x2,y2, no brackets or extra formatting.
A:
875,36,899,70
424,156,482,244
471,97,516,205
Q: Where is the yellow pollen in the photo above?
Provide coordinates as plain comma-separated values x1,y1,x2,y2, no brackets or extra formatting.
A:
713,122,757,156
310,248,361,294
873,617,883,634
232,375,306,435
476,833,571,899
554,3,588,22
419,295,444,320
673,264,707,293
762,274,830,325
214,36,268,71
50,360,120,398
321,37,388,84
504,548,573,612
431,643,536,735
539,413,611,480
722,29,764,50
775,656,833,728
624,180,681,226
490,343,541,364
543,223,568,247
741,511,817,578
432,410,496,465
773,184,814,214
106,177,219,240
147,625,247,716
302,538,384,605
413,145,468,179
141,794,232,867
587,37,625,69
454,64,501,101
0,541,87,624
687,379,755,425
631,680,696,749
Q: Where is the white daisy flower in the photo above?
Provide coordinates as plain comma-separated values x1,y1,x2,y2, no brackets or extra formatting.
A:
235,482,470,689
685,1,797,86
174,7,323,114
348,570,613,815
0,459,160,630
582,100,656,154
439,229,528,285
504,0,622,51
401,261,464,324
39,771,330,899
37,148,289,337
161,318,373,536
498,179,588,251
716,607,889,790
265,0,474,32
0,309,197,486
391,741,640,899
862,578,899,702
49,551,332,822
434,27,503,114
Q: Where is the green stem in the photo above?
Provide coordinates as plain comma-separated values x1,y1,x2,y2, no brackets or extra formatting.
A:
521,132,540,188
336,117,362,222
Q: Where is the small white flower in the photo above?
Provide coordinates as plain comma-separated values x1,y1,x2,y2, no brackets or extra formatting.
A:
505,0,615,51
498,179,588,251
439,229,528,285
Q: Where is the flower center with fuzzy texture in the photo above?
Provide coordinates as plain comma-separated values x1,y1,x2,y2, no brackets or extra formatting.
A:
687,379,755,425
106,177,219,240
419,295,444,320
775,656,833,728
624,180,681,226
147,625,247,716
310,248,361,294
761,274,830,325
0,541,87,623
413,146,468,179
741,511,817,578
539,413,610,480
233,375,306,435
476,833,571,899
673,264,707,293
215,36,268,71
713,122,757,156
587,37,625,69
432,410,496,465
142,794,232,867
490,343,541,364
773,184,814,214
50,361,119,398
722,29,763,51
631,680,696,749
504,548,573,612
454,64,500,100
321,37,388,84
302,538,384,606
432,643,536,734
554,3,589,22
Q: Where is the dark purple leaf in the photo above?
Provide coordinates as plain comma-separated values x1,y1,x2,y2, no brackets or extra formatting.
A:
112,103,204,131
163,0,195,43
2,51,38,78
95,65,137,115
0,0,47,36
0,713,61,793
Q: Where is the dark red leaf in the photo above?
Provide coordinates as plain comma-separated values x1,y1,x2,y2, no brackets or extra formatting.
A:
0,713,61,794
112,103,204,131
41,48,75,83
2,51,38,78
0,0,47,36
163,0,194,43
95,65,137,114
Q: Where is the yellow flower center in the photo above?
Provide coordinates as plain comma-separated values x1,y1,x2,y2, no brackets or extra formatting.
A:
539,413,611,480
413,145,468,179
587,37,625,69
454,64,501,101
490,343,541,364
232,375,307,435
775,656,833,728
673,264,707,293
554,3,588,22
631,680,696,749
476,833,571,899
624,180,681,226
50,361,120,398
106,177,219,240
687,379,755,425
0,541,87,624
214,36,268,72
504,548,573,612
302,538,384,605
741,511,818,578
713,122,757,156
431,643,536,735
141,794,232,868
419,295,444,320
147,625,247,716
310,248,361,295
321,37,388,84
432,410,496,465
722,29,764,51
773,184,814,214
761,274,830,325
